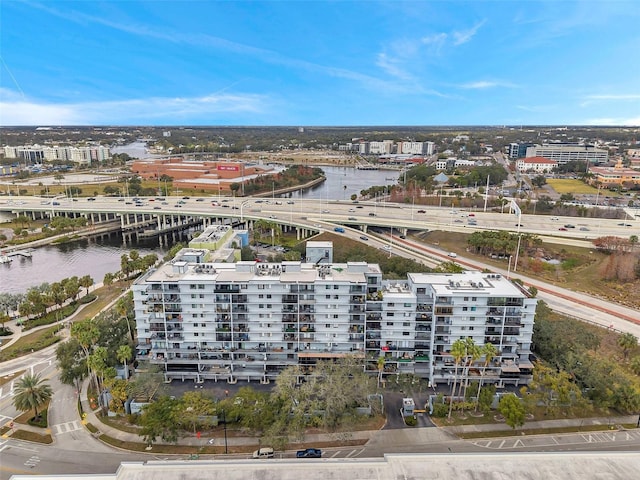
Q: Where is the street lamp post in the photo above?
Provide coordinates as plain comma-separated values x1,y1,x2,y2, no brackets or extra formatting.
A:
222,409,228,454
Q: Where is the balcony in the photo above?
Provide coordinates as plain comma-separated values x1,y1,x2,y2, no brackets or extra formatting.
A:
282,306,298,313
215,295,230,303
214,285,240,293
216,306,230,313
282,295,298,303
349,334,365,341
435,307,453,315
366,332,381,339
350,296,365,304
349,306,365,313
234,305,248,312
232,295,248,303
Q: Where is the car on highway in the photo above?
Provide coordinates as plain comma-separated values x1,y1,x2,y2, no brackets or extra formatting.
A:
368,212,376,216
381,245,392,251
253,447,274,459
348,217,357,221
417,209,426,213
296,448,322,458
334,227,345,233
558,227,568,231
579,227,590,231
322,209,330,213
360,235,369,241
564,224,575,228
447,252,457,258
87,197,96,201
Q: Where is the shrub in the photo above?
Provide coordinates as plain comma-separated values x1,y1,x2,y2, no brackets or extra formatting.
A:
79,294,97,304
431,402,449,418
404,415,417,426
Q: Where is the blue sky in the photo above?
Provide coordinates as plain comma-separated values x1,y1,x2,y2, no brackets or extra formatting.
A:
1,0,639,126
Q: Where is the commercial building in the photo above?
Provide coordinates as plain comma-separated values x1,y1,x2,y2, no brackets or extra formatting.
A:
588,159,640,188
2,145,110,165
130,158,274,193
132,240,536,388
516,156,559,173
524,143,608,165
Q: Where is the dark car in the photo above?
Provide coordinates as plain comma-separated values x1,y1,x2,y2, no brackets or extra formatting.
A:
417,209,426,213
296,448,322,458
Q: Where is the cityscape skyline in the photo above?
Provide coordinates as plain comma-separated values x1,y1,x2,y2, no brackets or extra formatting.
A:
1,1,640,127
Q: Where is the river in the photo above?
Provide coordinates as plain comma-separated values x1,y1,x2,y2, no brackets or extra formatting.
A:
0,232,172,295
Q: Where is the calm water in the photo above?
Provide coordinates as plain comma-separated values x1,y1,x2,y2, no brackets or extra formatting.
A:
0,163,398,294
0,232,171,294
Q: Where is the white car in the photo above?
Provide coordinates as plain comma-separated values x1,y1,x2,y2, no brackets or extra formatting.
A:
447,252,458,258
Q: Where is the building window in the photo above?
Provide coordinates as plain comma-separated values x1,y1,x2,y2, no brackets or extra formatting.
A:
403,322,410,326
386,322,394,326
267,294,272,299
463,307,468,311
326,295,331,299
386,312,394,317
259,294,264,299
404,303,412,307
403,332,410,336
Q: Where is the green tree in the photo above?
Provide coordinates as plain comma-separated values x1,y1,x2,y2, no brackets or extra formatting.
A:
79,275,94,296
139,396,181,446
475,342,498,412
448,339,467,420
179,391,216,433
117,344,132,379
618,333,638,361
56,339,87,391
13,373,53,420
498,394,526,430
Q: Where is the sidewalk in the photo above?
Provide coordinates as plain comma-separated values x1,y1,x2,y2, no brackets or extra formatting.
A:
0,281,108,353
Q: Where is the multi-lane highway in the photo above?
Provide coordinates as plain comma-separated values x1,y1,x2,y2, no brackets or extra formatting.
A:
1,195,637,242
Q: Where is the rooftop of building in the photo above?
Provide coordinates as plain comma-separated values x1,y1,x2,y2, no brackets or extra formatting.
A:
18,453,637,480
521,156,558,164
139,259,383,285
408,271,530,297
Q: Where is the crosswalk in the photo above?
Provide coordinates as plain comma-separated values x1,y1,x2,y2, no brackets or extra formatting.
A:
51,420,82,435
24,455,41,468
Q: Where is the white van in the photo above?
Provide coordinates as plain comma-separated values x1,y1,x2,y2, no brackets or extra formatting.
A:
447,252,457,258
253,447,275,459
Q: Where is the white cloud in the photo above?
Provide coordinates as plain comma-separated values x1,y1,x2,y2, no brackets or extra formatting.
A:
459,80,516,89
452,20,486,46
0,88,269,126
584,94,640,101
375,53,414,82
584,116,640,126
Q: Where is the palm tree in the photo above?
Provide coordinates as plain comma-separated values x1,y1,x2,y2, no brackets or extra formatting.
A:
475,342,498,412
447,339,467,420
618,333,638,361
13,373,53,420
459,338,481,404
117,345,132,380
376,356,386,389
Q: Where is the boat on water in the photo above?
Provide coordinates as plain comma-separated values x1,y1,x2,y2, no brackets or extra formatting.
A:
0,254,12,264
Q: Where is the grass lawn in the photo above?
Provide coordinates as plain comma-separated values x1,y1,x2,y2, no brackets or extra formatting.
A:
0,326,61,362
546,179,600,195
9,429,53,444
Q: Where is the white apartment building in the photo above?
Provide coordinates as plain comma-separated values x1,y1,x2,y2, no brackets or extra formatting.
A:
398,141,435,155
525,144,608,165
2,145,110,165
516,156,559,173
364,140,394,155
132,249,536,388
